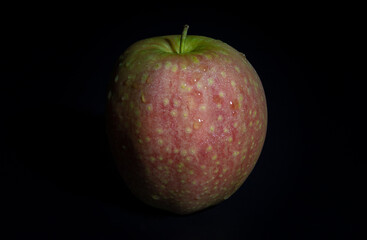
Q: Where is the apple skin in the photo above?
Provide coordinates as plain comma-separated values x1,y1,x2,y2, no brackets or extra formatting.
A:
106,34,267,214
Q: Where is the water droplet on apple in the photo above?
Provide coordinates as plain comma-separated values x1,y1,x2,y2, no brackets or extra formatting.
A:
193,118,204,129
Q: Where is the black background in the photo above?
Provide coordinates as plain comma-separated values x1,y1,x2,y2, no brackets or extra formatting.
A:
1,4,364,239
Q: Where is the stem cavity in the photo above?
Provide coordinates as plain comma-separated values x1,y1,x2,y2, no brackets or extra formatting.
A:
179,25,189,54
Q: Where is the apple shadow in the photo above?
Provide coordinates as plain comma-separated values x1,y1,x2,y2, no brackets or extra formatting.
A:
8,104,176,218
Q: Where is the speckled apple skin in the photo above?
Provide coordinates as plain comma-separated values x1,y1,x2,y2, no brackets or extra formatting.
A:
106,35,267,214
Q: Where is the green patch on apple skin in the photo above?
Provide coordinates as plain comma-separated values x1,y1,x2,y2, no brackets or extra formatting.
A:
124,31,237,59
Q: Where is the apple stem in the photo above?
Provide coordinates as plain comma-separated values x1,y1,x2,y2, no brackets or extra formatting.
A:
179,25,189,54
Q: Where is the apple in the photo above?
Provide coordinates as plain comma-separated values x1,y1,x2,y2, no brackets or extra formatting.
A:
106,25,267,214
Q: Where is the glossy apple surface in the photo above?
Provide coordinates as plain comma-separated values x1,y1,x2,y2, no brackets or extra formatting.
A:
107,29,267,214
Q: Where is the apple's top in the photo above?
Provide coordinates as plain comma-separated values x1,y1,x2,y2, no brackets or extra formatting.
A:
123,34,239,56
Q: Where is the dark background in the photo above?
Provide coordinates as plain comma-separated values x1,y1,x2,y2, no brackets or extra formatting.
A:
1,4,364,239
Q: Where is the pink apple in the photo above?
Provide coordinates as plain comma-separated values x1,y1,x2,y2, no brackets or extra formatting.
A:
107,25,267,214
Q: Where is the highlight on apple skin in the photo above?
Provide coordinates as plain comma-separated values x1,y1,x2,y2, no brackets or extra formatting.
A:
106,25,267,214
